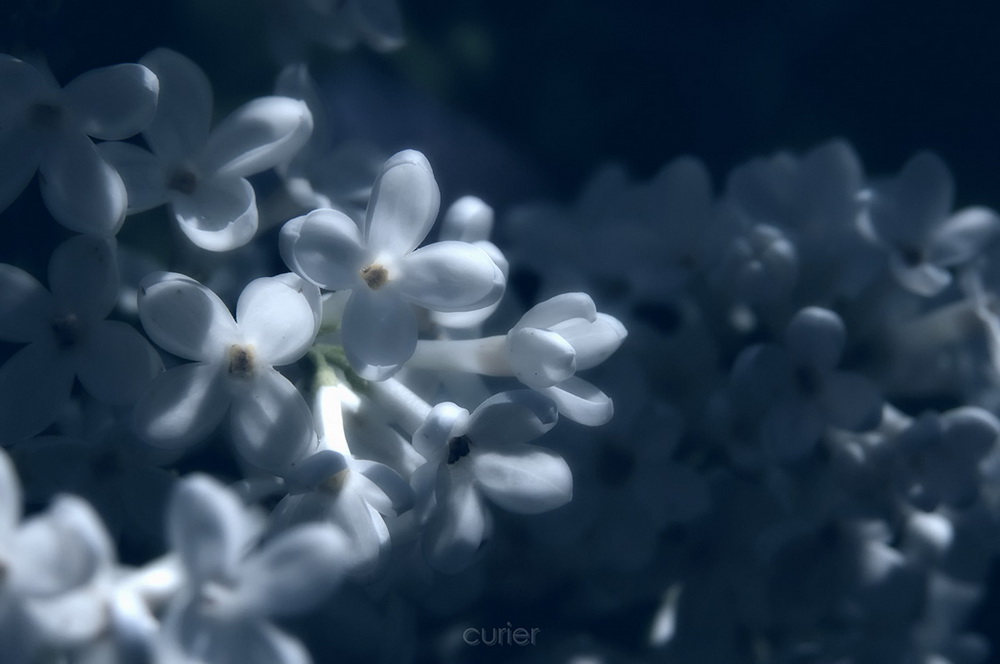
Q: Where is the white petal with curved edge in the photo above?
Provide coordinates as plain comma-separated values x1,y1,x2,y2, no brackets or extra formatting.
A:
365,149,440,257
280,209,366,290
49,234,119,323
140,48,213,161
171,176,258,251
927,206,1000,267
538,377,614,426
411,401,469,460
507,327,577,389
889,252,952,297
201,97,313,179
229,369,315,473
167,474,257,585
0,264,53,343
342,289,417,381
0,341,74,442
138,272,239,361
471,444,572,514
238,275,320,366
0,127,40,214
38,129,126,235
423,466,485,574
235,524,350,617
516,292,596,330
63,63,159,140
396,241,505,312
466,390,558,447
98,141,169,212
557,312,627,371
75,320,162,405
132,363,229,449
350,458,415,515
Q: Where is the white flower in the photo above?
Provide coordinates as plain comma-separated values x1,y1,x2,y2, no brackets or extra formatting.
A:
158,474,350,664
0,54,159,234
133,272,321,473
99,48,313,251
281,149,505,380
863,151,1000,296
410,391,571,573
0,235,163,443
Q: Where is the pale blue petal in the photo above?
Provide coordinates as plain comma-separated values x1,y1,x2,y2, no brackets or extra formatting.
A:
784,306,845,375
236,524,350,617
171,176,258,251
38,129,126,235
423,466,485,574
75,320,163,405
0,340,74,442
0,55,49,120
62,63,159,140
138,272,239,361
517,292,596,330
167,474,257,585
350,458,416,515
132,363,229,449
200,97,313,179
440,196,493,242
396,241,505,312
140,48,212,161
229,369,316,473
49,234,119,323
927,206,1000,267
538,377,614,426
411,401,469,460
0,448,21,539
466,390,558,448
0,264,53,343
471,444,572,514
98,141,170,212
342,289,417,381
280,208,366,290
507,327,576,389
237,275,320,366
888,252,952,297
557,312,627,371
365,149,440,257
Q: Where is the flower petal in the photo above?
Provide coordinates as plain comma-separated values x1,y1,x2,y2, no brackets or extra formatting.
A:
0,341,74,442
0,448,21,539
927,206,1000,267
471,444,572,514
38,129,126,235
75,320,163,405
140,48,213,161
507,326,577,389
200,97,313,179
0,264,53,343
466,390,558,447
138,272,239,361
280,208,367,290
341,289,417,381
395,241,505,312
538,377,614,426
784,306,845,375
97,141,170,212
171,176,258,251
132,363,229,449
516,292,597,330
167,474,257,585
423,466,486,574
557,312,627,371
229,369,316,473
62,63,159,140
237,274,320,366
49,234,119,323
365,149,440,257
235,524,350,617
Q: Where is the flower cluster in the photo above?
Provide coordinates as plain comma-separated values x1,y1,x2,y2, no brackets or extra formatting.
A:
1,6,1000,664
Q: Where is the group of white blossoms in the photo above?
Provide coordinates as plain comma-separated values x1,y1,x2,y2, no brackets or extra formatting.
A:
0,47,626,662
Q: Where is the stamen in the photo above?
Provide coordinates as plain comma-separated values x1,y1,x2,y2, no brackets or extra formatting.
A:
228,344,256,378
360,264,389,290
